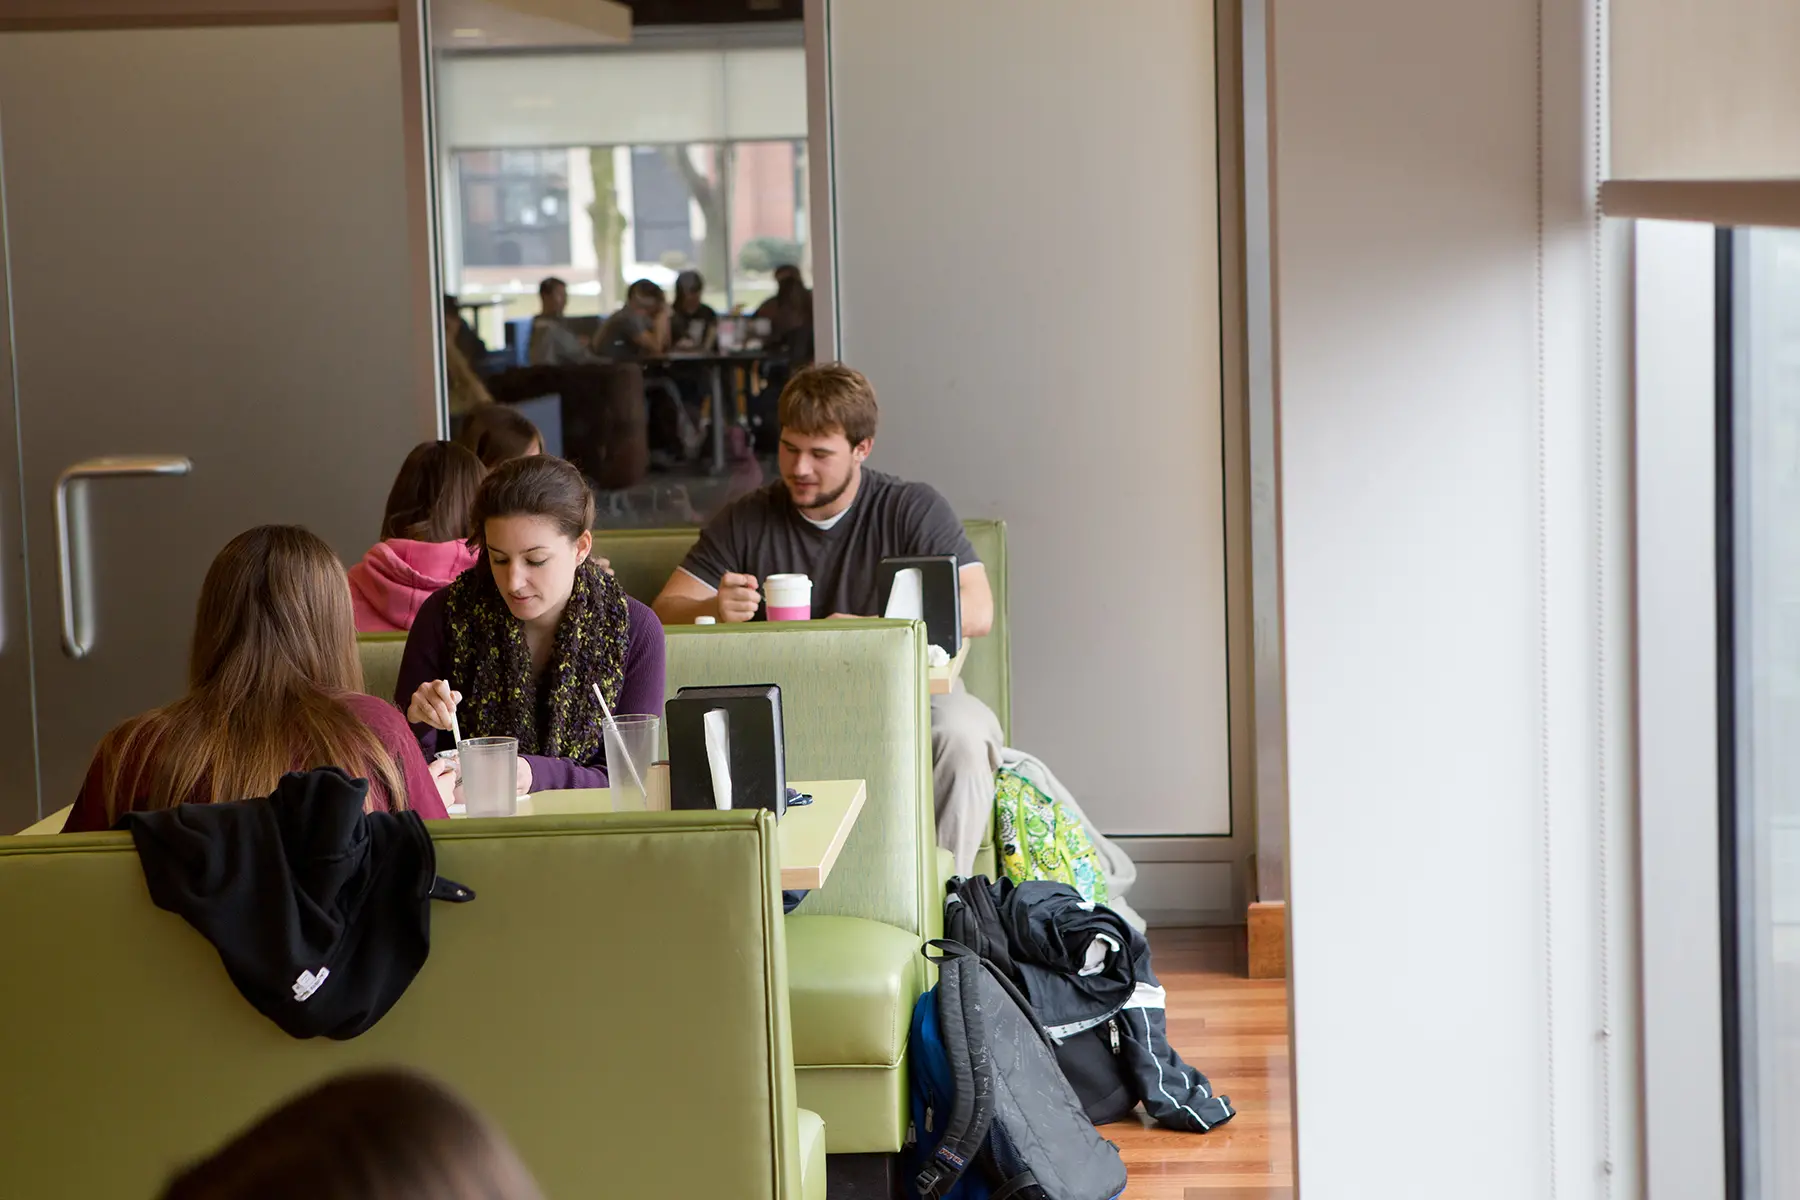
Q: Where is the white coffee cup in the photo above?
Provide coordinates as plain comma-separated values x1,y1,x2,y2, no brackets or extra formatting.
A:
765,573,813,621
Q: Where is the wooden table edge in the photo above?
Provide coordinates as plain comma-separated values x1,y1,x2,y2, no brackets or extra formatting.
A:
927,640,971,695
779,779,866,891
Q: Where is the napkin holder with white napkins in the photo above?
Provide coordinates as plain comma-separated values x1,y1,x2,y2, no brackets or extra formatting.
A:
877,555,961,659
665,684,787,817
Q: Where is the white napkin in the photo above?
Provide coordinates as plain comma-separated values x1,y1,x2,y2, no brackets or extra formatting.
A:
703,708,733,810
884,567,924,621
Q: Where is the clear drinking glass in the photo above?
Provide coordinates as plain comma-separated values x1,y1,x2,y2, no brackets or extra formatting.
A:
603,715,661,812
457,736,518,818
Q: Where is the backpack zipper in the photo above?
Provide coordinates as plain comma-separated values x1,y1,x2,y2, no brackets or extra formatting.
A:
1108,1018,1121,1053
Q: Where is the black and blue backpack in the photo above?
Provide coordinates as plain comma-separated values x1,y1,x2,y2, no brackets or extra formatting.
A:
905,940,1127,1200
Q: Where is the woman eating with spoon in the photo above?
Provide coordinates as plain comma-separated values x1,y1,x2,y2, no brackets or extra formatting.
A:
397,454,665,791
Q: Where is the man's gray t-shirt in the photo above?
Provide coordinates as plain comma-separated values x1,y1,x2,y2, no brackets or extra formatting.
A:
679,469,978,619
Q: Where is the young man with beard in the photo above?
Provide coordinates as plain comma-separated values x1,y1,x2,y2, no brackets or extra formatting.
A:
651,363,1000,875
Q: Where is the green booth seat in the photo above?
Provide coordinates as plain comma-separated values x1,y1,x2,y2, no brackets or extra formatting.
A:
663,621,934,1155
0,811,823,1200
352,613,978,1154
599,518,1013,742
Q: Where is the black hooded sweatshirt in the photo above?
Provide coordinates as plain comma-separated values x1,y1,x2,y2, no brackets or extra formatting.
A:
121,767,472,1040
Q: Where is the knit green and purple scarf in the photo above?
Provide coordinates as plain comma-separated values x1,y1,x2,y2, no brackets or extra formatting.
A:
443,557,630,763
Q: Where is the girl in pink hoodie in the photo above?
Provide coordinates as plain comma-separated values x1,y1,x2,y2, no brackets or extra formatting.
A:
349,442,486,633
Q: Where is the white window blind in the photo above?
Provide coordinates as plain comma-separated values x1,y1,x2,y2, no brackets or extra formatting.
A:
437,46,807,149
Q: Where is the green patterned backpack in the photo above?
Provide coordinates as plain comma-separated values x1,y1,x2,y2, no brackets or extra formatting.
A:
993,768,1110,905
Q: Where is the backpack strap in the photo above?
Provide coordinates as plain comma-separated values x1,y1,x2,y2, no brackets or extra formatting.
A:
915,941,996,1199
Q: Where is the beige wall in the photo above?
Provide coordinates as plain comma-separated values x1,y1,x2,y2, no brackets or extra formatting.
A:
817,0,1232,858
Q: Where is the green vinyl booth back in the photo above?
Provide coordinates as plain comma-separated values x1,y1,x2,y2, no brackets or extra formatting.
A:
663,621,933,1154
601,519,1012,739
0,812,824,1200
359,630,408,711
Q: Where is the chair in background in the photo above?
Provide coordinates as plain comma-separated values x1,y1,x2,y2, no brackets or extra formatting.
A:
487,364,648,493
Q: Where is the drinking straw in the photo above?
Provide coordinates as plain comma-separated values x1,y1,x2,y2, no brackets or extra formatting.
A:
592,682,647,796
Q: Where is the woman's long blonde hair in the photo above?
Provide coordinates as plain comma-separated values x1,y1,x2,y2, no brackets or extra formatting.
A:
99,525,405,821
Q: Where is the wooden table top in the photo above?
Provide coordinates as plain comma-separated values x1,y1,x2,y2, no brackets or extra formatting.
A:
518,778,866,891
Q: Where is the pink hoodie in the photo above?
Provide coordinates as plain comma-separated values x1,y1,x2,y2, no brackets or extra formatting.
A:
348,538,482,633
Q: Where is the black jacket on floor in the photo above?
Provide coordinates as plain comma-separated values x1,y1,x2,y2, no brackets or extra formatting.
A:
952,876,1237,1133
121,767,472,1040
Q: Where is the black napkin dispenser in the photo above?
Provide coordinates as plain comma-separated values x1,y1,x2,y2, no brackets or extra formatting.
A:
877,555,962,658
665,684,787,817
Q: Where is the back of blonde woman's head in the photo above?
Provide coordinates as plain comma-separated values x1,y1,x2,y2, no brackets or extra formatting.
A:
159,1069,543,1200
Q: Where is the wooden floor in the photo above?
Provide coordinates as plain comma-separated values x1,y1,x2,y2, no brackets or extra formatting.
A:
1101,927,1294,1199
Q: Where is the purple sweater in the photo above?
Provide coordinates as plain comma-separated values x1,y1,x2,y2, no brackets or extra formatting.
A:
396,587,666,791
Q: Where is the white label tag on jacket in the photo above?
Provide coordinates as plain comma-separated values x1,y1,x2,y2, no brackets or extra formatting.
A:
292,967,330,1002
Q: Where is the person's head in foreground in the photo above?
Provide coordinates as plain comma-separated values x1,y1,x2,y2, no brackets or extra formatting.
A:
92,526,404,819
777,361,878,516
159,1069,543,1200
458,404,543,470
472,454,596,628
380,440,486,544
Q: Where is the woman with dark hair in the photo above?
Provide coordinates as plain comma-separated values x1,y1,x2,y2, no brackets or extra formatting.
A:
348,441,487,633
670,269,718,351
457,404,543,469
65,526,449,831
160,1069,542,1200
397,455,664,791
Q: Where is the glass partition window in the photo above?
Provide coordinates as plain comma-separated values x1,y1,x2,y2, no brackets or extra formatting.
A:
1727,225,1800,1198
448,138,806,326
434,45,809,341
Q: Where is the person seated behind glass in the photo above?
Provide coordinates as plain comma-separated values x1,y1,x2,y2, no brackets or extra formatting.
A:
64,526,451,832
457,404,542,470
748,265,815,451
670,270,718,352
444,293,489,366
594,279,673,362
399,455,665,792
159,1069,543,1200
650,363,998,875
597,280,697,463
348,441,486,634
753,264,815,349
526,276,603,367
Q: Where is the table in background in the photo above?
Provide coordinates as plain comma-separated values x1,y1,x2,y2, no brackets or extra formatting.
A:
928,641,970,695
644,350,777,473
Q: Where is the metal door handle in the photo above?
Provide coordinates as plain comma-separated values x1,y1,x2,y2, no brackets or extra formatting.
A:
56,456,192,659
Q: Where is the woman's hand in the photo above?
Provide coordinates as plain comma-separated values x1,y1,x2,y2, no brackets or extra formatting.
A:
407,680,461,731
516,756,533,796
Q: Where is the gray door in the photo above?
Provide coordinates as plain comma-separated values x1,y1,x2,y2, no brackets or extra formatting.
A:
0,24,437,823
